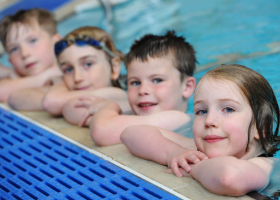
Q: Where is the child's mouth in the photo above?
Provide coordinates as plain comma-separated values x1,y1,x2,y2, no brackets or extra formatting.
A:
138,103,157,107
25,62,36,69
138,102,157,110
76,86,90,90
204,135,225,143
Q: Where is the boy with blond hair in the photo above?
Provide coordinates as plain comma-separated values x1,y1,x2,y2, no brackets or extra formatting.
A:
0,8,61,102
73,31,197,146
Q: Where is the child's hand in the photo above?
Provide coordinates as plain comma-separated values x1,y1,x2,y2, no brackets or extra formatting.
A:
165,149,208,178
165,164,195,178
75,96,108,126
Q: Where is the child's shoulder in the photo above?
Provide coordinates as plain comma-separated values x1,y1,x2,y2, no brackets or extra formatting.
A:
249,156,280,196
248,156,275,176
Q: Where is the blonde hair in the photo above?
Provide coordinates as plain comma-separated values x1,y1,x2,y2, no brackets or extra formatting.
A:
63,26,124,59
0,8,57,48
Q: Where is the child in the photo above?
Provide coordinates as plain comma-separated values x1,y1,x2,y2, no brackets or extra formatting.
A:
8,26,129,121
121,64,280,197
0,8,62,102
75,31,197,146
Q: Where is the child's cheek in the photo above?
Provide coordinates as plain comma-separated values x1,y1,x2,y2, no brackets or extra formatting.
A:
226,121,247,146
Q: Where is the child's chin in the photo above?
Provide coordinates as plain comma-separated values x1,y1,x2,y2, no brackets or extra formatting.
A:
205,150,225,159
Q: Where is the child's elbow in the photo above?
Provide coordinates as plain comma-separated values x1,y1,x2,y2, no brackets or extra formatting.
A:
42,95,61,116
0,93,8,102
120,126,135,144
91,131,109,146
214,167,248,196
7,92,19,109
90,122,118,146
90,125,109,146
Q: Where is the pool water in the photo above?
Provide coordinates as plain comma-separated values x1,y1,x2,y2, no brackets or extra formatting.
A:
56,0,280,111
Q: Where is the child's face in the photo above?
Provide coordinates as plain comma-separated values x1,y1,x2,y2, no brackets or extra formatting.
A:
127,56,189,115
193,77,258,159
58,45,114,91
6,21,58,76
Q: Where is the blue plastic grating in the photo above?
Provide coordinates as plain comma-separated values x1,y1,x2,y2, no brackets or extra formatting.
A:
0,107,180,200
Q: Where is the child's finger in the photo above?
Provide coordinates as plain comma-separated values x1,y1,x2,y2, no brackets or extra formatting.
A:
75,100,92,108
185,154,200,164
194,151,209,161
179,168,192,178
178,158,191,172
170,162,183,177
78,111,90,127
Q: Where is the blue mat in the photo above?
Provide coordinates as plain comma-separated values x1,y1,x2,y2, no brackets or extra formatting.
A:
0,106,179,200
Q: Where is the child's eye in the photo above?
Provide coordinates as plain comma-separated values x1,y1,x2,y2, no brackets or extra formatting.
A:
8,47,18,54
223,107,235,113
29,38,38,44
130,81,141,86
84,61,93,68
195,109,207,115
62,66,73,74
153,78,162,84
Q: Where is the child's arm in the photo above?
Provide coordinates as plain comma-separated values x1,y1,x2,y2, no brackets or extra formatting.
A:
42,82,128,116
121,125,206,177
8,86,51,111
190,156,273,196
0,65,18,79
62,96,131,126
0,66,61,102
77,98,194,146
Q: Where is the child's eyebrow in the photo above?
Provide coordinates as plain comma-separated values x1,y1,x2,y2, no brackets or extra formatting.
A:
193,100,203,106
194,99,240,106
79,55,97,61
59,61,68,67
218,98,241,104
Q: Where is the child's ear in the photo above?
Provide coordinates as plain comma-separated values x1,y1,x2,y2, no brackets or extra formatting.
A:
182,76,196,99
252,126,260,140
52,33,62,43
110,57,121,81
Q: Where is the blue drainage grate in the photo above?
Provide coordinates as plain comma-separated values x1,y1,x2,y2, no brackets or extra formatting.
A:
0,107,180,200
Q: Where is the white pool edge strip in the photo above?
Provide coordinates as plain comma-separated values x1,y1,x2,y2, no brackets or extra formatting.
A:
0,103,191,200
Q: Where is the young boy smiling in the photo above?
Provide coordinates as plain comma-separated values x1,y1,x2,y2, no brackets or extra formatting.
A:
75,31,197,146
0,8,62,102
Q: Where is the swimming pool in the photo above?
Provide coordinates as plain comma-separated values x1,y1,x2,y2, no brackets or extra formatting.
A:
2,0,279,112
0,1,280,199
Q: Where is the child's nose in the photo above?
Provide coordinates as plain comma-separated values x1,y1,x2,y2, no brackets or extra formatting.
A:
20,45,30,59
204,111,219,128
138,82,150,95
74,69,84,83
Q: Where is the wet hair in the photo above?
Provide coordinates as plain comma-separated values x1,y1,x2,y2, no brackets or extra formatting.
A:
58,26,124,88
202,64,280,154
0,8,57,48
60,26,123,60
124,30,197,81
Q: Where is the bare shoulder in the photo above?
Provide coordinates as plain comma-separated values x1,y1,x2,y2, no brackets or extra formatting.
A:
248,157,274,175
